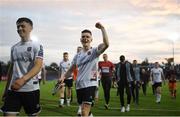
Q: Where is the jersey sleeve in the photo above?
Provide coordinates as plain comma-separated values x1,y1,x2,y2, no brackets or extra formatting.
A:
34,43,43,59
95,47,101,57
90,47,100,60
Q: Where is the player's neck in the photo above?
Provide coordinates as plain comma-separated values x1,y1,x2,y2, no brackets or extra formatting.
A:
21,36,30,42
83,46,91,52
64,59,68,62
120,61,125,64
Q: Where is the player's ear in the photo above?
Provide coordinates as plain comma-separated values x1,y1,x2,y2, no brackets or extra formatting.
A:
30,25,33,32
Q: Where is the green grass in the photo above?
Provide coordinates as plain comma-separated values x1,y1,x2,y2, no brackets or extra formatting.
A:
0,81,180,116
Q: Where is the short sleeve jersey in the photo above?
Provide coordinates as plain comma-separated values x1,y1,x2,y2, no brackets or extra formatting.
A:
59,60,72,79
9,40,43,92
72,47,99,90
98,61,114,78
151,67,163,83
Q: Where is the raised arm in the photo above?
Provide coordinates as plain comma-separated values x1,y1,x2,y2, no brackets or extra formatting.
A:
96,22,109,54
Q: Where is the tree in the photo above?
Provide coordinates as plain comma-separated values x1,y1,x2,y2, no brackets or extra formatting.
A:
141,58,149,66
165,58,173,66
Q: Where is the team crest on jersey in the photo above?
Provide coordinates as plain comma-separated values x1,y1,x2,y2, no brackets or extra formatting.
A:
27,47,32,52
87,51,91,55
38,45,43,57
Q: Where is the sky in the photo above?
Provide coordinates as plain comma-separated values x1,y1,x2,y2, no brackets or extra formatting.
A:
0,0,180,65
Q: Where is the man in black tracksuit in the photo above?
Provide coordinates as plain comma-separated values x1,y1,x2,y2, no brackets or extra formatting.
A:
116,55,134,112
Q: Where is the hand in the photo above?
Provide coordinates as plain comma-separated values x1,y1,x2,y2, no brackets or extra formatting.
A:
11,78,26,91
58,77,65,84
95,22,104,29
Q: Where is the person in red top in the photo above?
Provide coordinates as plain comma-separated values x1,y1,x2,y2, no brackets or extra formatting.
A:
73,46,82,81
167,66,177,99
98,54,115,109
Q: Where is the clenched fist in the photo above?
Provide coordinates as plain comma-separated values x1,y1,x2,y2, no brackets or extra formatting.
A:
95,22,104,29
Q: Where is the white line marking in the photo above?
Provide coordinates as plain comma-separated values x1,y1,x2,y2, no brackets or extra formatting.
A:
43,103,180,112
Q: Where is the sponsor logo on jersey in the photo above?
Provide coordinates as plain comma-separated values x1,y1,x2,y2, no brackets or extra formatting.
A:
27,47,32,52
87,51,91,55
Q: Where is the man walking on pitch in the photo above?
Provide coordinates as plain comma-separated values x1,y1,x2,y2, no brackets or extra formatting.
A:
59,22,109,116
167,66,177,99
150,62,165,103
116,55,134,112
58,52,73,107
1,17,43,116
132,60,141,105
98,54,115,109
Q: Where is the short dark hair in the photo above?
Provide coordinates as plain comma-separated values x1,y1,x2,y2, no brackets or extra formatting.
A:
77,46,82,49
63,52,68,55
120,55,125,59
16,17,33,27
81,29,92,35
120,55,125,62
133,60,137,62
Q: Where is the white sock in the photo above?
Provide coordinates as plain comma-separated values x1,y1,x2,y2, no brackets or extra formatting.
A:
67,98,71,104
60,98,64,105
156,94,161,102
89,112,93,117
77,105,82,114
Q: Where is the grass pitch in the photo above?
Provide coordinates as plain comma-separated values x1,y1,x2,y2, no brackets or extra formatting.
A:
0,81,180,116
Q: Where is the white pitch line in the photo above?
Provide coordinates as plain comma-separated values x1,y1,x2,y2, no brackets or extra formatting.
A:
98,107,180,112
43,103,180,112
